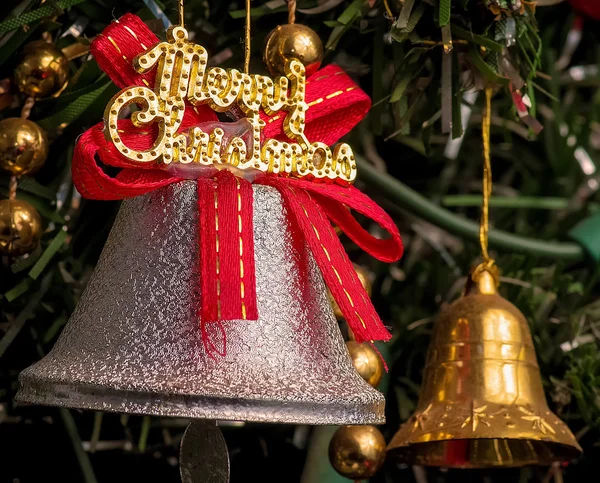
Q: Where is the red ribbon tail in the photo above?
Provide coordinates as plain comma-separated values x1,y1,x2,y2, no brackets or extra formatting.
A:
266,179,391,343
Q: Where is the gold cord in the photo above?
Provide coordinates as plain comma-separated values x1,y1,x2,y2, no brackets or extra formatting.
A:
383,0,394,19
480,87,492,263
20,96,34,119
179,0,185,27
12,53,39,203
288,0,296,24
473,87,498,283
244,0,251,74
14,93,36,200
9,176,17,201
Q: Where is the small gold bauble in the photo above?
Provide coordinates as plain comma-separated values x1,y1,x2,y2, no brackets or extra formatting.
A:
263,24,324,77
346,340,384,388
329,264,372,319
329,425,386,479
0,199,43,256
14,40,69,98
0,118,49,176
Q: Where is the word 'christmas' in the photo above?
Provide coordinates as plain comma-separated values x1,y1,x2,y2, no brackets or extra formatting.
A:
104,26,356,183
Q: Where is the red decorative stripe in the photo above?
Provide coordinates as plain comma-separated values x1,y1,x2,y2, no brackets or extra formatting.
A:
198,171,257,323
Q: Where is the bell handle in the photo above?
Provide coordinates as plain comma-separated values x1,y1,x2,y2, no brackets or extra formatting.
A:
465,266,498,296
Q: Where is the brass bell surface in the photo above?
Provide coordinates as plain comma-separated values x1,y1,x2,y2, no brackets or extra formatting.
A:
16,182,384,425
388,270,582,468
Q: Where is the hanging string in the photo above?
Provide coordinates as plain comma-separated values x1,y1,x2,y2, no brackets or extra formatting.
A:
20,96,35,119
9,176,17,201
383,0,394,19
14,68,39,202
20,22,40,120
473,87,498,283
480,87,492,263
244,0,251,73
288,0,296,24
178,0,184,27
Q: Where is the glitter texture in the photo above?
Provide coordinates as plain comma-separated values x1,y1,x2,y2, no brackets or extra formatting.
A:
17,182,384,424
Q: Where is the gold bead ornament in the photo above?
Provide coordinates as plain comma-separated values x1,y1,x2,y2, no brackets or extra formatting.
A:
329,425,386,480
263,24,323,77
346,340,384,388
0,118,49,176
14,41,69,98
0,199,42,256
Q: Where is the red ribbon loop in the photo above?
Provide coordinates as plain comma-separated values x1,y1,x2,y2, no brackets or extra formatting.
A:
72,14,404,351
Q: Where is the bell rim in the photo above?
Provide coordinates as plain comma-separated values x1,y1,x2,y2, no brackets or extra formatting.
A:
15,376,386,426
387,438,582,468
387,400,581,454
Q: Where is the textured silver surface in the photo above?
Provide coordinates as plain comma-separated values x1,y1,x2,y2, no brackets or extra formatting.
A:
180,421,230,483
16,182,385,424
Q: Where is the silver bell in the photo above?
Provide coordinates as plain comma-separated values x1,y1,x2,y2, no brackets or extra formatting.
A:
17,181,384,425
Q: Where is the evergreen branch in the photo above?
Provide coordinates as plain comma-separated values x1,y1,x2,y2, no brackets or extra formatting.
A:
0,0,85,34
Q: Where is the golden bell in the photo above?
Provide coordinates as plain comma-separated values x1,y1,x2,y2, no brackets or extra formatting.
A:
388,270,582,468
346,340,384,388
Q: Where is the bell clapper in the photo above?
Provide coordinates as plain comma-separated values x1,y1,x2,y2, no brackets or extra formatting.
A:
180,420,230,483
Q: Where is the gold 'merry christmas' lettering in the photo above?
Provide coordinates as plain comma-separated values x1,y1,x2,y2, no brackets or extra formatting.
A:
104,26,357,183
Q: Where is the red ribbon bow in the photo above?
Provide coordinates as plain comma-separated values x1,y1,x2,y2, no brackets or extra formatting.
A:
73,14,403,354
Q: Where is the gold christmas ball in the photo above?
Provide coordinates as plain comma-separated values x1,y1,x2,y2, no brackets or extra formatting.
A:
0,199,43,256
346,340,384,388
329,264,372,319
329,425,386,479
0,118,49,176
263,24,324,77
14,41,69,98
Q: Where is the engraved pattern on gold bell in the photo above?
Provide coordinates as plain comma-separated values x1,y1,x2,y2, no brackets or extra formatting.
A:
388,270,582,468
